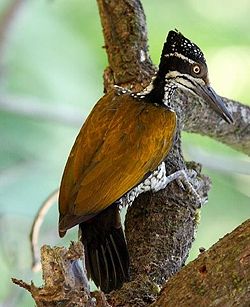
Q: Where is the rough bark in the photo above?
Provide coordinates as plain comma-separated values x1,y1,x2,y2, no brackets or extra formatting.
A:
152,219,250,307
181,92,250,156
13,243,93,306
13,0,249,306
96,0,155,92
13,243,110,307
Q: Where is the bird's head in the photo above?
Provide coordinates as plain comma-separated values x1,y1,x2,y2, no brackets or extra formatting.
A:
150,30,233,124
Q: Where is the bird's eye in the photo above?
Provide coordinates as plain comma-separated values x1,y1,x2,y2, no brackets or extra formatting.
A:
192,64,201,75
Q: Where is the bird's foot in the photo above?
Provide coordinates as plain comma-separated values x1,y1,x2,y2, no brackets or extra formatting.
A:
175,170,202,209
121,163,203,209
152,165,202,209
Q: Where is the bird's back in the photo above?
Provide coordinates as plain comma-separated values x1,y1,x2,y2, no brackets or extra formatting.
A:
59,90,176,235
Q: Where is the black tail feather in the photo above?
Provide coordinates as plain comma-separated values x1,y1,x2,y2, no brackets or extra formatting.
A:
80,203,129,293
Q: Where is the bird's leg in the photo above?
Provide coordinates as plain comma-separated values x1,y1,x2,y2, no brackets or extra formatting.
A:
151,163,202,209
122,163,202,209
173,170,202,208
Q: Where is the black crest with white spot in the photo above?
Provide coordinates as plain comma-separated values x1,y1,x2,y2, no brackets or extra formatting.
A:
163,30,206,64
155,30,208,81
144,30,208,105
133,29,233,124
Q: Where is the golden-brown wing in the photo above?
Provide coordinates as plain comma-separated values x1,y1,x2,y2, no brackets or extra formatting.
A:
59,91,176,234
59,90,118,217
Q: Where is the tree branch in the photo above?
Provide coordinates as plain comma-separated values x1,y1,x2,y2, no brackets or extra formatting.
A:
13,243,99,307
96,0,155,92
152,219,250,306
30,189,59,272
181,92,250,156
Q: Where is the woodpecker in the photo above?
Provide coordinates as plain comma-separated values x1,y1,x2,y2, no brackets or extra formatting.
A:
58,30,233,293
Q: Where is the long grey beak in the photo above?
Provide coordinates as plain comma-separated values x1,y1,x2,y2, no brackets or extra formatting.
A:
194,84,234,124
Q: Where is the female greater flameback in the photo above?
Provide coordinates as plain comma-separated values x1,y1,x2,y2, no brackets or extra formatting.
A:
58,30,233,293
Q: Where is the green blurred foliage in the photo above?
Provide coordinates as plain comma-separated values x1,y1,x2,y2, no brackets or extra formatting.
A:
0,0,249,305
